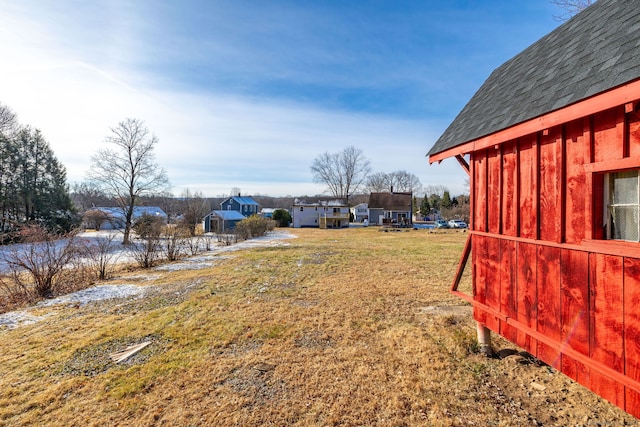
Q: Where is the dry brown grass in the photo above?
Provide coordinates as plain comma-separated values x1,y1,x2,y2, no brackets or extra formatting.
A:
0,227,637,426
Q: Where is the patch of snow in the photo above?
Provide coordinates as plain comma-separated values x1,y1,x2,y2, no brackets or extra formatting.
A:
0,311,51,329
36,284,146,308
0,230,296,330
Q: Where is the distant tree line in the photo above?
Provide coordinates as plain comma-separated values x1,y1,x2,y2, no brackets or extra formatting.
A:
310,146,468,222
0,103,76,242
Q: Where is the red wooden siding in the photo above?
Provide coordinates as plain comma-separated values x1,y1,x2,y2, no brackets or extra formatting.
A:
539,128,563,243
559,249,589,382
502,141,518,236
564,118,590,243
517,135,537,239
624,258,640,413
629,110,640,157
466,102,640,418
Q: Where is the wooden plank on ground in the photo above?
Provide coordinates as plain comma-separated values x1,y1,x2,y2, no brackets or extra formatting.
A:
109,341,152,364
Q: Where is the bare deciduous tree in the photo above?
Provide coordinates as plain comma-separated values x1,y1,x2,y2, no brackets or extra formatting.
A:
311,146,371,203
71,181,112,212
177,188,209,236
0,103,17,135
550,0,594,21
424,184,449,198
87,118,169,244
366,170,422,194
365,172,389,193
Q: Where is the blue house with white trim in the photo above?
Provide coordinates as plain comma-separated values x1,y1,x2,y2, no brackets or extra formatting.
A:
221,196,259,217
202,195,260,233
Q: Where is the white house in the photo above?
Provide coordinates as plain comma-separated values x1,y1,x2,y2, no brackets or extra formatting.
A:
292,199,349,229
350,203,368,223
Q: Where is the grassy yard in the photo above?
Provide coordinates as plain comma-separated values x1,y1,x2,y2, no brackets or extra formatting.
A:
0,227,636,426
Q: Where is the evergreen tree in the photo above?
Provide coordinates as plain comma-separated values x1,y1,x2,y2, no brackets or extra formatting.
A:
0,125,77,238
442,191,452,209
420,195,431,216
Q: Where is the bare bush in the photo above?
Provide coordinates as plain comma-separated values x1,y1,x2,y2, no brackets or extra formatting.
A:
217,233,236,246
0,274,31,312
1,226,79,298
163,225,189,261
78,233,120,280
184,234,214,255
128,236,162,268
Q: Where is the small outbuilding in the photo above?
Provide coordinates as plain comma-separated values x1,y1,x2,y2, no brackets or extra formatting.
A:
202,210,245,233
428,0,640,418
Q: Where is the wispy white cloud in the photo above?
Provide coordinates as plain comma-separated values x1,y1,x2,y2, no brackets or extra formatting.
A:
1,1,558,199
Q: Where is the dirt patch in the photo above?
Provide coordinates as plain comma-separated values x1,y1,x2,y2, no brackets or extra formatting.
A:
419,305,472,317
59,334,170,377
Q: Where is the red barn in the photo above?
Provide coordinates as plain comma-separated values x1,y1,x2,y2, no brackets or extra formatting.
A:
428,0,640,418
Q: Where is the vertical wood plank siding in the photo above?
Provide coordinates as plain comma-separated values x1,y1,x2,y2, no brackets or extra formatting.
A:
470,105,640,417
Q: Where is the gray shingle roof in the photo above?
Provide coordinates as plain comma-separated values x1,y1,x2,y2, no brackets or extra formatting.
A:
428,0,640,157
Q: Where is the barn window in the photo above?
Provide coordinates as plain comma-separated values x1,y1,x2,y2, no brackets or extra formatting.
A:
606,170,640,241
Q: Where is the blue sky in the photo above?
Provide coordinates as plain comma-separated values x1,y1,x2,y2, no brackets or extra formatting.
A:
0,1,562,197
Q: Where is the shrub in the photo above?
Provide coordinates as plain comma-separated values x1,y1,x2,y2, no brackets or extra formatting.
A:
78,232,121,280
132,213,164,240
1,225,79,298
234,215,272,240
272,209,292,227
162,225,190,261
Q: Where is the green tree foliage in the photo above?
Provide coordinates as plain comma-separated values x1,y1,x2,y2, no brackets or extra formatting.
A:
0,116,76,240
272,209,292,227
419,196,431,216
441,191,452,209
428,194,441,211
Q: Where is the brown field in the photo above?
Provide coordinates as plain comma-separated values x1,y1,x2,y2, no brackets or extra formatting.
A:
0,227,638,426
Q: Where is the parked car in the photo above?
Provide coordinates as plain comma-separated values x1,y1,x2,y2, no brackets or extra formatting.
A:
448,219,468,229
435,220,450,229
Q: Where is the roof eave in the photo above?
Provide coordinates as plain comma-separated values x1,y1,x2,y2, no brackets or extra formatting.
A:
429,79,640,161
